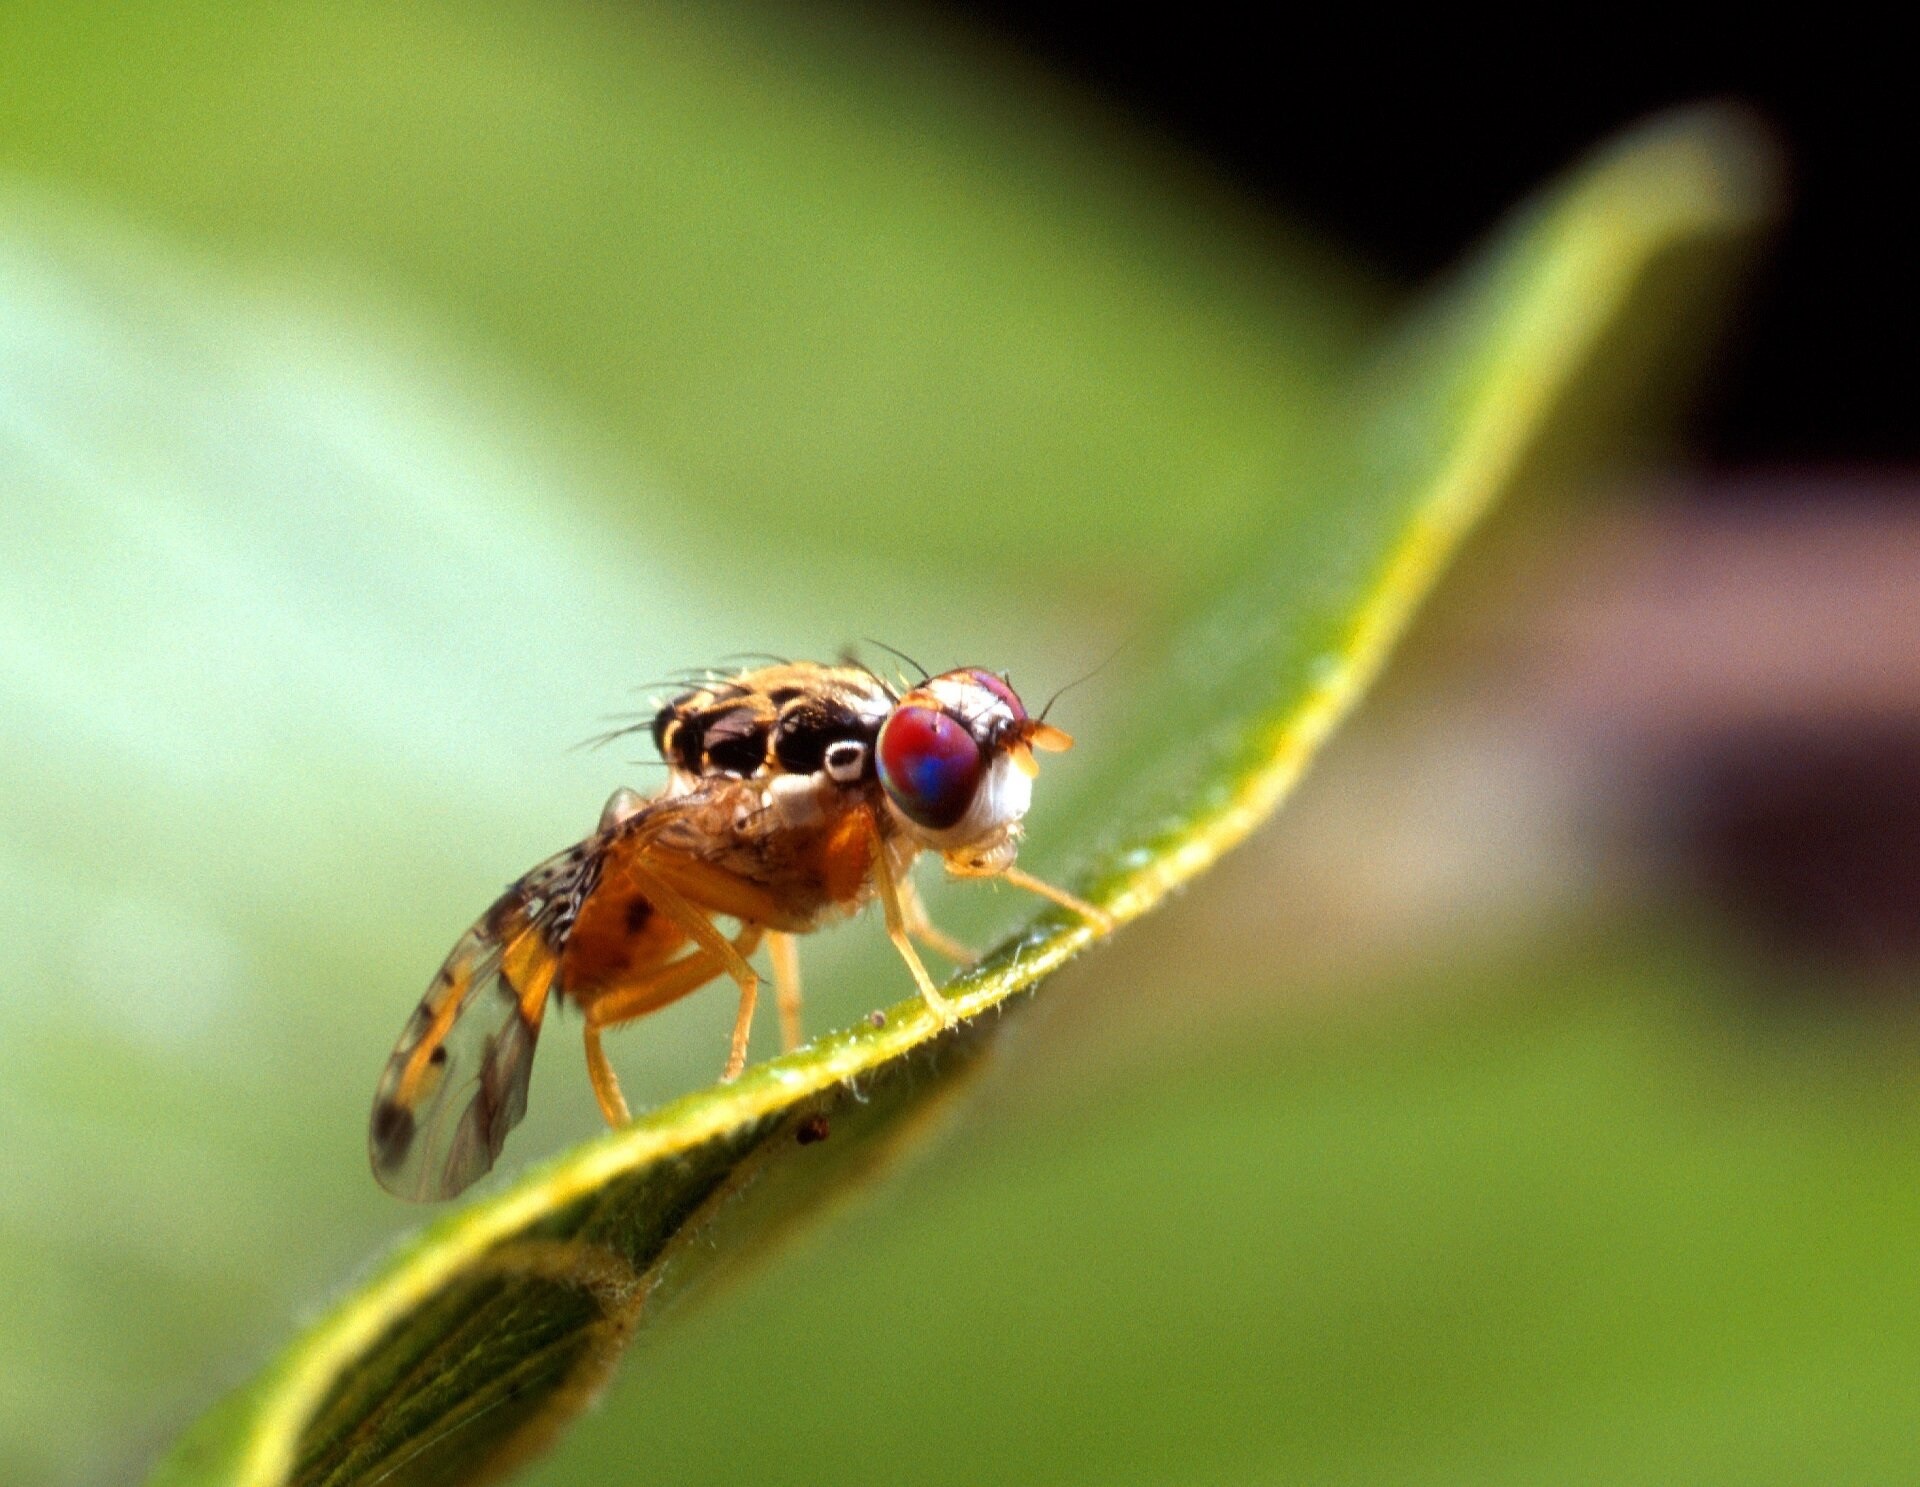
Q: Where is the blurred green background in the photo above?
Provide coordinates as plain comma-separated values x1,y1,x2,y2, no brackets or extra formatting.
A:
6,6,1920,1486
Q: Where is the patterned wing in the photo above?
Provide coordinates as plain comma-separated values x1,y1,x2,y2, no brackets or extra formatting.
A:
369,841,598,1201
370,775,843,1201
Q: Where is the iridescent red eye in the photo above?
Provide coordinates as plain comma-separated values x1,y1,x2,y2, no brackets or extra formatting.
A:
877,704,983,830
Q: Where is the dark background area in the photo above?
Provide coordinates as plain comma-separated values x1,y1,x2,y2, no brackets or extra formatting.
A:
937,12,1909,467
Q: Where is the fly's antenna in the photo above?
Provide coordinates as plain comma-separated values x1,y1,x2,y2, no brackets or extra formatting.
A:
860,638,931,685
1037,640,1129,723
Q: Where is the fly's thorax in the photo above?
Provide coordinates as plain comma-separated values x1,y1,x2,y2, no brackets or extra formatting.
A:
649,664,892,784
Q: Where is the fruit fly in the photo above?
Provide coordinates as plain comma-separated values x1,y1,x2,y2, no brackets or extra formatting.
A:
369,660,1110,1200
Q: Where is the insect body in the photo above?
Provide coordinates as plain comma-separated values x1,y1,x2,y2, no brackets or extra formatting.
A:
370,661,1109,1200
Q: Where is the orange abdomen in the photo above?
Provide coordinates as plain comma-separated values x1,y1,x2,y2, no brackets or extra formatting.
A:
559,850,689,998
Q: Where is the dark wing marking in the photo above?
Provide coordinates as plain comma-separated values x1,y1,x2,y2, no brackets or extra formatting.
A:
369,842,596,1201
369,783,766,1201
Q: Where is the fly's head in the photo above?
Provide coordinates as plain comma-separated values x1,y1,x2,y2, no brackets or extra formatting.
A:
875,668,1073,875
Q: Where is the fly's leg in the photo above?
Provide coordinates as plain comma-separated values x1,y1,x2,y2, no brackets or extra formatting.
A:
896,873,978,965
768,931,804,1052
872,845,955,1022
997,864,1116,934
581,924,765,1123
618,855,768,1080
583,950,720,1126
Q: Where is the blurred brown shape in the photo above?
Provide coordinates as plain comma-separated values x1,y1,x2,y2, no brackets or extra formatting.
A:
1524,485,1920,978
1668,716,1920,977
1526,488,1920,746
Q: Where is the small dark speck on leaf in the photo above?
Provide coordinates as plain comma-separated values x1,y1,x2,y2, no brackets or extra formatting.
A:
866,1010,886,1029
795,1114,830,1145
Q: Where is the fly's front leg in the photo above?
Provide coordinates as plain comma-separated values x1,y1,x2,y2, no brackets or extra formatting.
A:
896,872,978,965
997,864,1116,934
871,844,955,1022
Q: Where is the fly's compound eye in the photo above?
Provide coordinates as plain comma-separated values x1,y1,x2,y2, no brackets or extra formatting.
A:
823,738,868,784
877,704,983,830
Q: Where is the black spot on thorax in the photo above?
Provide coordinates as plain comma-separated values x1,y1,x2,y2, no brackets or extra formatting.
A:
702,705,770,775
773,697,874,775
657,710,705,772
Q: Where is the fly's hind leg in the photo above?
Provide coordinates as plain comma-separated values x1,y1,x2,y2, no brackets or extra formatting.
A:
897,874,978,965
623,859,767,1081
583,949,722,1127
582,923,765,1124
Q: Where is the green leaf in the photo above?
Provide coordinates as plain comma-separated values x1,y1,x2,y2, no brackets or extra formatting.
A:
146,109,1774,1487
